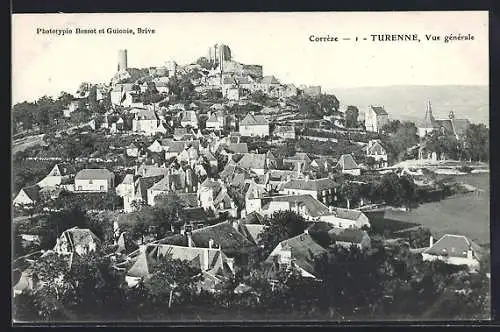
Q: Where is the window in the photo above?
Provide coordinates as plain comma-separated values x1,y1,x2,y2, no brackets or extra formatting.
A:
100,185,105,191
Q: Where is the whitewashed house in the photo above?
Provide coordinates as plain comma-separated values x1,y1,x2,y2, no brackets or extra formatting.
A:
74,169,115,193
239,113,269,137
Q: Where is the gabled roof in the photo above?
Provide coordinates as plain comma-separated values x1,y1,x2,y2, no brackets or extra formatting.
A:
328,227,368,244
20,185,41,202
366,140,387,155
261,195,330,217
149,174,183,192
266,233,326,276
182,207,210,221
423,234,481,259
239,224,266,245
240,113,269,126
242,211,265,225
237,153,266,170
336,154,359,170
370,106,388,116
190,221,257,255
177,193,198,207
199,178,224,194
451,119,470,137
283,178,339,192
137,165,169,178
283,153,311,163
57,227,101,253
434,119,454,134
225,143,249,154
135,175,165,200
328,207,364,221
75,169,114,180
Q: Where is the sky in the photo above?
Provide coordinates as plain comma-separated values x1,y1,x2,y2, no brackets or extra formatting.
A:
12,11,489,104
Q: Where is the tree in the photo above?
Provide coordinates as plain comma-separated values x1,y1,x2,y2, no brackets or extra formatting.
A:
383,121,419,162
345,106,359,128
144,252,202,306
365,156,377,169
381,120,401,134
257,211,307,259
317,94,340,115
464,124,489,162
339,181,363,209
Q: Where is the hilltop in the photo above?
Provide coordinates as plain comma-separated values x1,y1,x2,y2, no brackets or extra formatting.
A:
329,85,489,126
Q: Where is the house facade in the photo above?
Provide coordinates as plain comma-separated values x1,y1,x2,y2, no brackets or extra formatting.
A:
365,105,389,133
239,113,269,137
421,234,482,272
132,109,159,135
74,169,115,193
365,139,388,168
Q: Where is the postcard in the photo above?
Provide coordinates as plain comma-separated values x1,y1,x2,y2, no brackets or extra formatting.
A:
12,11,490,323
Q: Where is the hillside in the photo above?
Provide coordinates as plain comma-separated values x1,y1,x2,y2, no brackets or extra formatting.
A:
327,85,489,126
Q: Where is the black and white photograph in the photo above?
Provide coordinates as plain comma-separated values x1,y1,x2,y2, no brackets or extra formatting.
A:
11,11,490,322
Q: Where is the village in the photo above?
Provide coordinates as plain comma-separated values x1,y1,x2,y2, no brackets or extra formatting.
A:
12,44,491,321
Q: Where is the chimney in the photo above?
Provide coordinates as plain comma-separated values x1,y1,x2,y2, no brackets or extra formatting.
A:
209,238,214,249
203,248,209,271
305,174,310,181
187,231,194,247
429,235,434,248
328,206,334,213
467,249,473,260
304,229,309,235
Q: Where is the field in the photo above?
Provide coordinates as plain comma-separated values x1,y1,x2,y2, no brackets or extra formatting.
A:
382,173,490,246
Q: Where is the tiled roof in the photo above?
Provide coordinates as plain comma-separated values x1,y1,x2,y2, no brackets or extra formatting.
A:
182,207,210,221
370,106,388,116
243,211,265,225
149,174,183,192
237,153,266,170
328,227,367,244
21,185,41,201
451,119,470,137
266,233,326,276
58,227,101,252
75,169,114,180
329,207,364,221
137,165,169,178
191,221,257,255
240,113,269,126
366,141,386,155
434,119,454,134
283,153,311,163
424,234,481,259
261,194,330,217
135,175,165,200
283,178,339,192
226,143,249,154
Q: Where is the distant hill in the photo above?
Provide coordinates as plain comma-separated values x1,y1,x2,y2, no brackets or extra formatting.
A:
327,85,489,126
